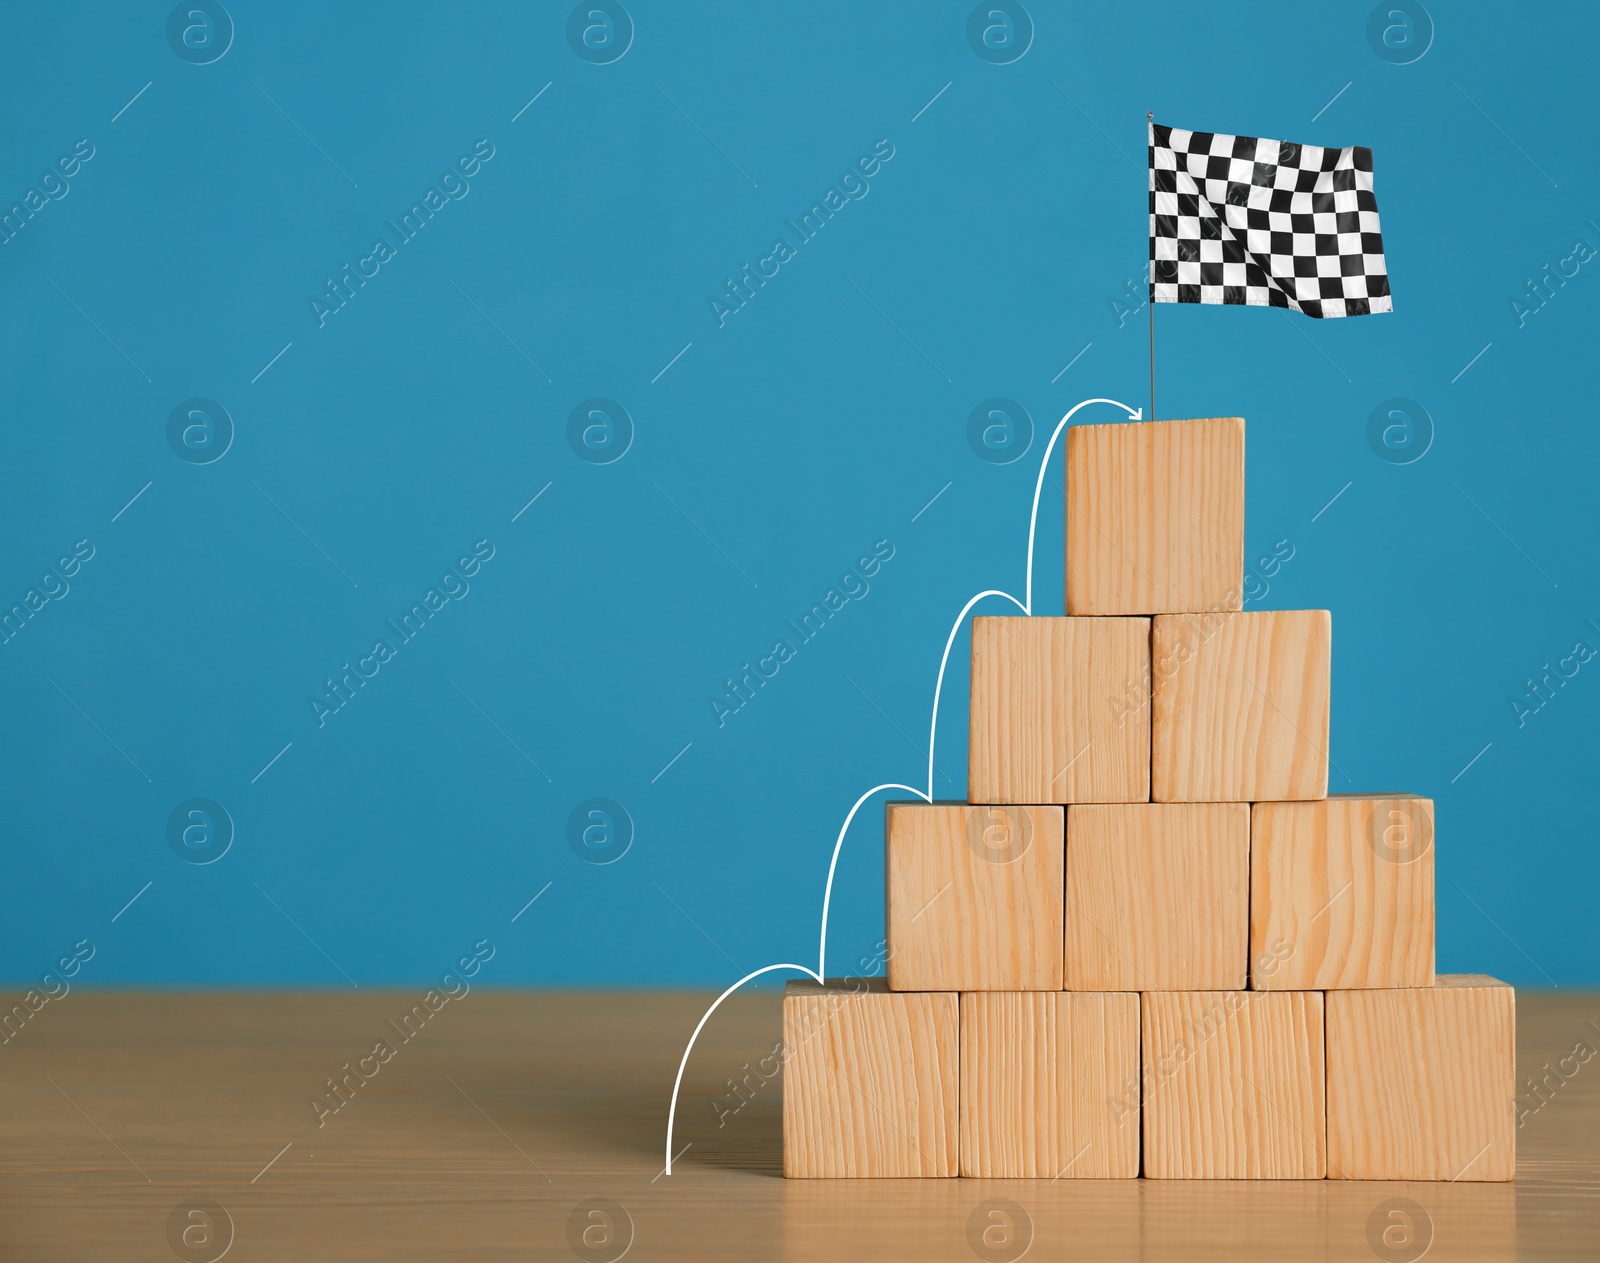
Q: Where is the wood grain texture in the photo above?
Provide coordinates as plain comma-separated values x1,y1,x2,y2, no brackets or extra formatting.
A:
782,979,957,1177
1066,415,1245,616
1064,803,1249,990
1326,975,1516,1181
1143,990,1326,1179
886,804,1063,991
1251,795,1435,989
969,615,1151,805
0,989,1595,1257
959,991,1140,1178
1151,609,1331,802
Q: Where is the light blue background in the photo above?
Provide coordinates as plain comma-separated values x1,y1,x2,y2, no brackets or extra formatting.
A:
2,1,1594,988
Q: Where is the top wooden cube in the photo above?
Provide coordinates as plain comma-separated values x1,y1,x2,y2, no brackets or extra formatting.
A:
1066,416,1245,616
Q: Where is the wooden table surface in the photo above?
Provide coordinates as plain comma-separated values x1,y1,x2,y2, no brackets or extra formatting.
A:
2,988,1595,1261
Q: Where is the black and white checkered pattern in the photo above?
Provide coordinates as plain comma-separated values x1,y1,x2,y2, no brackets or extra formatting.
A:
1149,121,1392,318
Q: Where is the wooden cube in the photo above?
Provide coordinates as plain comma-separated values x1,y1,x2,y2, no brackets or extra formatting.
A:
1151,609,1331,802
1143,990,1326,1178
1066,415,1244,616
782,979,957,1177
1064,803,1249,990
1251,795,1435,989
960,990,1140,1177
969,615,1150,804
886,804,1063,991
1326,976,1515,1180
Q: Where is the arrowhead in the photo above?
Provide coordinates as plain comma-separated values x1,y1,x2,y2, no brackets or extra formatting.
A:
1128,408,1143,420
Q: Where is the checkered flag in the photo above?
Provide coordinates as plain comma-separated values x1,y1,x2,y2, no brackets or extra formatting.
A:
1149,121,1392,318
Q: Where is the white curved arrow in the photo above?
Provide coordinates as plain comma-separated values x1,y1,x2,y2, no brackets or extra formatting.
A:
662,395,1141,1175
1025,397,1142,616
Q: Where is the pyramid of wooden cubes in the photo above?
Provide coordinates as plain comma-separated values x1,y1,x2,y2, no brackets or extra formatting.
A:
783,415,1516,1180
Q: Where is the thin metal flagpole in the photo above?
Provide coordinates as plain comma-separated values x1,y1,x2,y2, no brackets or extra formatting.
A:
1147,110,1155,422
1148,269,1155,422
